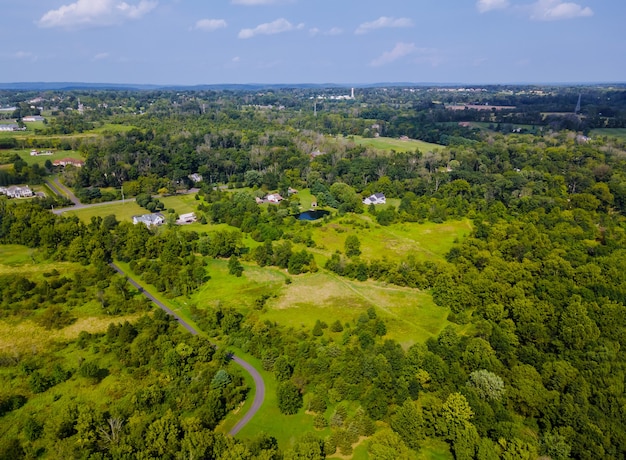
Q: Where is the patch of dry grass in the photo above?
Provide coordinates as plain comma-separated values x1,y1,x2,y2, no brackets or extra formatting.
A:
0,314,143,355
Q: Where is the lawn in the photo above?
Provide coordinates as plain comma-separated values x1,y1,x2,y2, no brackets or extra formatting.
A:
21,149,83,166
344,135,442,153
60,200,146,223
159,193,200,214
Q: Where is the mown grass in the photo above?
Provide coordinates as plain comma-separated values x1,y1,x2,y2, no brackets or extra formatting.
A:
214,349,325,448
345,135,442,153
60,200,146,223
159,193,199,214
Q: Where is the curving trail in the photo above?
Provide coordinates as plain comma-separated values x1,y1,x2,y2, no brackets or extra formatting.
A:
110,263,265,436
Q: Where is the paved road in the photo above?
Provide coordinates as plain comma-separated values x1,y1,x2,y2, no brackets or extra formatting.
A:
110,263,265,436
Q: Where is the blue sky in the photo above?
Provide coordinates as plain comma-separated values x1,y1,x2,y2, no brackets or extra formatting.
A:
0,0,623,85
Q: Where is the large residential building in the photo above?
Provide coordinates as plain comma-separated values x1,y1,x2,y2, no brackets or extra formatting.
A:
0,186,34,198
132,213,165,227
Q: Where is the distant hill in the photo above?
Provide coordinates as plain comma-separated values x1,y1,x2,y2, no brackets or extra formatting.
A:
0,82,462,91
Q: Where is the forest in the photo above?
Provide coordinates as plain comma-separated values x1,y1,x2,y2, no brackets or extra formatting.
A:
1,84,626,459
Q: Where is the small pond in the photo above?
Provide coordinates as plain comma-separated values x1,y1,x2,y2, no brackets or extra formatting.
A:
297,210,330,221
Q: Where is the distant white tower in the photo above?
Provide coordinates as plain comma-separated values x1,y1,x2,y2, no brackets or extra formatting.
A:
575,93,581,114
351,88,355,99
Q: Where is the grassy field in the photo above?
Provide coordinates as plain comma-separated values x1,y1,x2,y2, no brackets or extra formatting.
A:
0,246,143,354
0,244,36,265
60,200,146,223
306,215,472,266
344,135,442,153
591,128,626,141
159,193,199,214
178,258,451,348
20,149,83,166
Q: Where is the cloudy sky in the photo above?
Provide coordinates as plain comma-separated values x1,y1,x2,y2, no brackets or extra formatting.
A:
0,0,623,85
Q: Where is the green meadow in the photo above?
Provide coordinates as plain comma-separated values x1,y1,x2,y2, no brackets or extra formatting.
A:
591,128,626,141
305,215,472,266
345,135,442,153
60,200,146,223
0,246,142,354
178,260,449,348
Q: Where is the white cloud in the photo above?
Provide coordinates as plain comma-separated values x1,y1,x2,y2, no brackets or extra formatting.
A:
238,18,299,39
529,0,593,20
92,52,110,61
193,19,227,31
477,0,509,13
38,0,157,28
232,0,291,4
370,42,418,67
309,26,343,37
14,51,37,61
355,16,413,35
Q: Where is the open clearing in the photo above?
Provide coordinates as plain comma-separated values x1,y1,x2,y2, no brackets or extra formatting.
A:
307,215,471,264
342,135,442,153
184,260,450,348
60,200,146,223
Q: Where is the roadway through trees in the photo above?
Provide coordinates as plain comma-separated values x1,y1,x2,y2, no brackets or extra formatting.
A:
110,263,265,436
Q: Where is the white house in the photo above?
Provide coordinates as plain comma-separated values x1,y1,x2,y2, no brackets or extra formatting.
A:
0,186,34,198
176,212,197,224
0,124,19,132
132,213,165,227
363,193,386,205
188,173,203,183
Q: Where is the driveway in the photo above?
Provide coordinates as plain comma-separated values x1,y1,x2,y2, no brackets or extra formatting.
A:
109,263,265,436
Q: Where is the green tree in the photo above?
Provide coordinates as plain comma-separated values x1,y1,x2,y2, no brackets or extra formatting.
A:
467,369,505,402
344,235,361,257
211,369,231,389
277,381,302,415
390,399,424,450
368,428,412,460
228,255,244,277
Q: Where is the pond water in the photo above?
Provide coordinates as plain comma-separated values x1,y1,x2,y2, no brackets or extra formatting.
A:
297,210,330,221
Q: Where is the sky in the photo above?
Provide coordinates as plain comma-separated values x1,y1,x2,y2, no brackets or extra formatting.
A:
0,0,624,85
